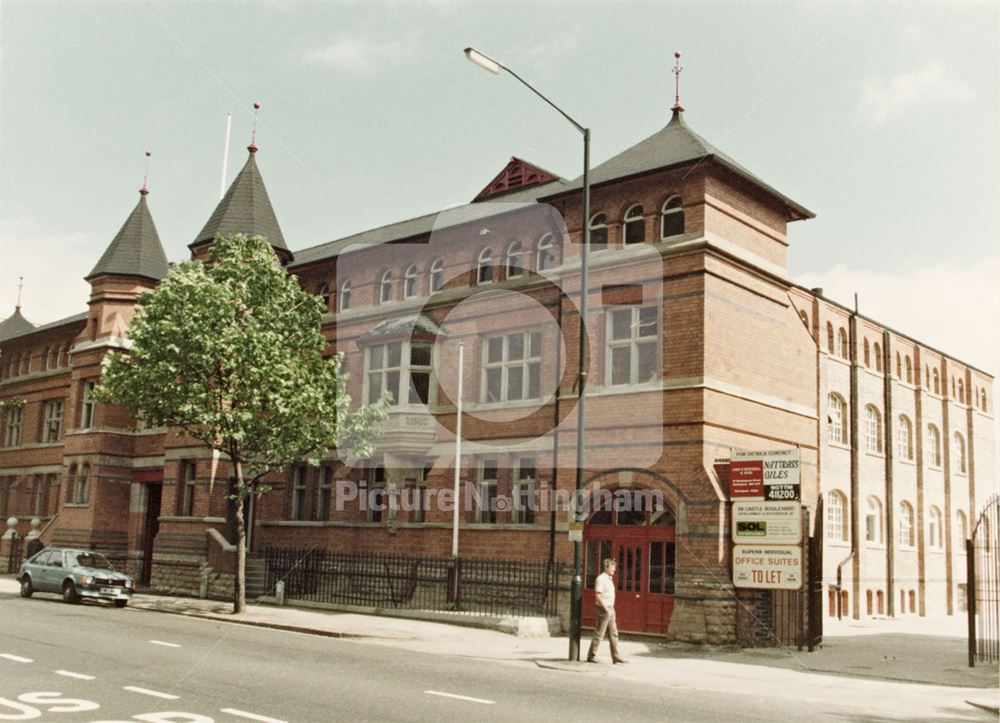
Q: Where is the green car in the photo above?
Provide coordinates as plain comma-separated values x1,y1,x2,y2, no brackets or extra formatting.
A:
18,547,134,607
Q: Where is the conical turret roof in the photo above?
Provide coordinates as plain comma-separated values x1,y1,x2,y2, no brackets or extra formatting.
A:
86,191,169,282
551,110,813,220
192,150,289,257
0,306,35,341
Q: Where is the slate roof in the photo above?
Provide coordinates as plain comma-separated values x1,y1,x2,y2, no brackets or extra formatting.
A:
0,311,87,344
546,110,814,220
85,192,169,282
290,177,569,269
359,313,444,342
0,307,36,342
193,150,288,254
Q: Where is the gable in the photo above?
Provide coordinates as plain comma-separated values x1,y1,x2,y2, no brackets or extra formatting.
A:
474,157,560,201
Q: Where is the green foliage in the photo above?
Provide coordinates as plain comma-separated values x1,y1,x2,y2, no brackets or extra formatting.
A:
0,397,25,413
96,234,386,489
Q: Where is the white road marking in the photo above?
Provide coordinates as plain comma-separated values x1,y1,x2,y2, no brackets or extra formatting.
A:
148,639,182,648
424,690,496,705
123,685,179,700
0,654,32,663
220,708,288,723
55,670,96,680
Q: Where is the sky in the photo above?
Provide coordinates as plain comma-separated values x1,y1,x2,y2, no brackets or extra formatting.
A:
0,0,997,386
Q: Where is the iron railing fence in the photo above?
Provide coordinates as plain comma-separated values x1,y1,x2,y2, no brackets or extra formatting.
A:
968,493,999,667
263,547,564,618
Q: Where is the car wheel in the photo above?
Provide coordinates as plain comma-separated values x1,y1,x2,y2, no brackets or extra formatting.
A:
19,576,33,598
62,581,79,604
114,599,128,608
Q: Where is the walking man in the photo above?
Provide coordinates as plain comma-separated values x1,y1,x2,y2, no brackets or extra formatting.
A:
587,558,626,663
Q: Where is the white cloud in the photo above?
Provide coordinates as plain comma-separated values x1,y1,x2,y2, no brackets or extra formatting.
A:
858,62,973,126
303,36,410,74
0,217,98,327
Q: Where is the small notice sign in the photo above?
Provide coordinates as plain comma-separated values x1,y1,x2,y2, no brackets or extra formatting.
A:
733,545,803,590
730,449,801,501
568,521,583,542
732,501,802,544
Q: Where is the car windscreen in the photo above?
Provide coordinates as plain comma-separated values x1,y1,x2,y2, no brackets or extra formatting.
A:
70,552,113,569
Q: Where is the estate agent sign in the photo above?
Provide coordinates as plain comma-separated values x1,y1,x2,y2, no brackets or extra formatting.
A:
732,500,802,545
732,545,803,590
729,448,800,501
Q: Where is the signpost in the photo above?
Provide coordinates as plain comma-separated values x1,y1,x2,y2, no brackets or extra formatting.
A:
729,448,804,591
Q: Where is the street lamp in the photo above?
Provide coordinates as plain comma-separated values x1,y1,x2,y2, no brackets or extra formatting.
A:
464,46,591,662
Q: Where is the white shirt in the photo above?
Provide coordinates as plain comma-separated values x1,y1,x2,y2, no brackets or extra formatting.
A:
595,571,616,609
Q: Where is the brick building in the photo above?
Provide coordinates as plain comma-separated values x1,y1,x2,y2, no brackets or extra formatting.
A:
1,103,994,643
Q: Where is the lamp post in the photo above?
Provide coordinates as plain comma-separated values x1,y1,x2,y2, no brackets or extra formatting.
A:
464,47,590,662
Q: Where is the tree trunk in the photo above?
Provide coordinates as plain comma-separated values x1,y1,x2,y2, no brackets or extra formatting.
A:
233,460,247,614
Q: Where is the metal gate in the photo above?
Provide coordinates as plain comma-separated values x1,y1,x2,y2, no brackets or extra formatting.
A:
967,493,999,667
6,532,22,574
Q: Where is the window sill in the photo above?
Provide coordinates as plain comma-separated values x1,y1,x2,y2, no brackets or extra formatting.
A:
64,503,89,508
827,441,850,451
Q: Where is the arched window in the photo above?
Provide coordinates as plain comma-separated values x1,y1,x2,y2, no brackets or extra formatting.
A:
865,405,883,453
19,354,29,375
588,214,609,253
429,258,445,292
897,415,913,460
958,379,965,404
827,490,848,542
60,344,71,368
926,424,942,467
982,389,989,412
905,356,913,384
536,234,556,270
623,204,645,245
404,264,418,299
339,281,352,311
873,342,882,372
897,501,914,547
925,365,930,389
928,506,943,548
826,322,834,354
827,393,847,444
933,368,940,395
378,270,393,304
660,195,684,238
953,432,967,474
956,510,969,547
317,283,331,311
47,347,58,370
477,247,494,284
863,339,871,367
506,241,524,279
951,377,956,399
895,352,901,378
866,496,884,543
837,328,848,359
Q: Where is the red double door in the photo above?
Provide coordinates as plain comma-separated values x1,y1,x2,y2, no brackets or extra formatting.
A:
583,501,676,635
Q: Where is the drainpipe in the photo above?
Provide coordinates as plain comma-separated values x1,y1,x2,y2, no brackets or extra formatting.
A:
836,551,854,620
883,330,895,616
849,295,861,619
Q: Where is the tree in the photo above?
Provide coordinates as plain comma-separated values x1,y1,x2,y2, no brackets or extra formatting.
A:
96,234,386,613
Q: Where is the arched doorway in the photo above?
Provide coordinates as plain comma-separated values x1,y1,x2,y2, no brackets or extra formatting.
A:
583,487,676,634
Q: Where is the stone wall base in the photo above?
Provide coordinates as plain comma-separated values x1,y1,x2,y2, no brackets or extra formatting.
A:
668,579,738,645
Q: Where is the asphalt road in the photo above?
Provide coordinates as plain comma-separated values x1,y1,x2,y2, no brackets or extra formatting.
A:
0,589,980,722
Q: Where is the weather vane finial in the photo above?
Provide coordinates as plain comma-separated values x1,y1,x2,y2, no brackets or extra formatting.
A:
248,101,261,154
16,276,23,311
672,51,684,113
140,150,151,196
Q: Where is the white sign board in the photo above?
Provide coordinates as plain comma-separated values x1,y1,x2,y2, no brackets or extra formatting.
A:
731,448,800,500
732,501,802,544
733,545,803,590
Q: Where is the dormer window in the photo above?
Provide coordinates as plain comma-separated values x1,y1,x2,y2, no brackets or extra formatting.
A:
623,205,645,245
477,248,494,284
660,195,683,238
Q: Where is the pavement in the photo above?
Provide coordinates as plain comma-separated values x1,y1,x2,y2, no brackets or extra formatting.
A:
4,575,998,719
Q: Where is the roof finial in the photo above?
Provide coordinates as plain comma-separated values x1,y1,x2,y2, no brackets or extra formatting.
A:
248,101,261,154
672,51,684,114
140,150,151,196
15,276,23,311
